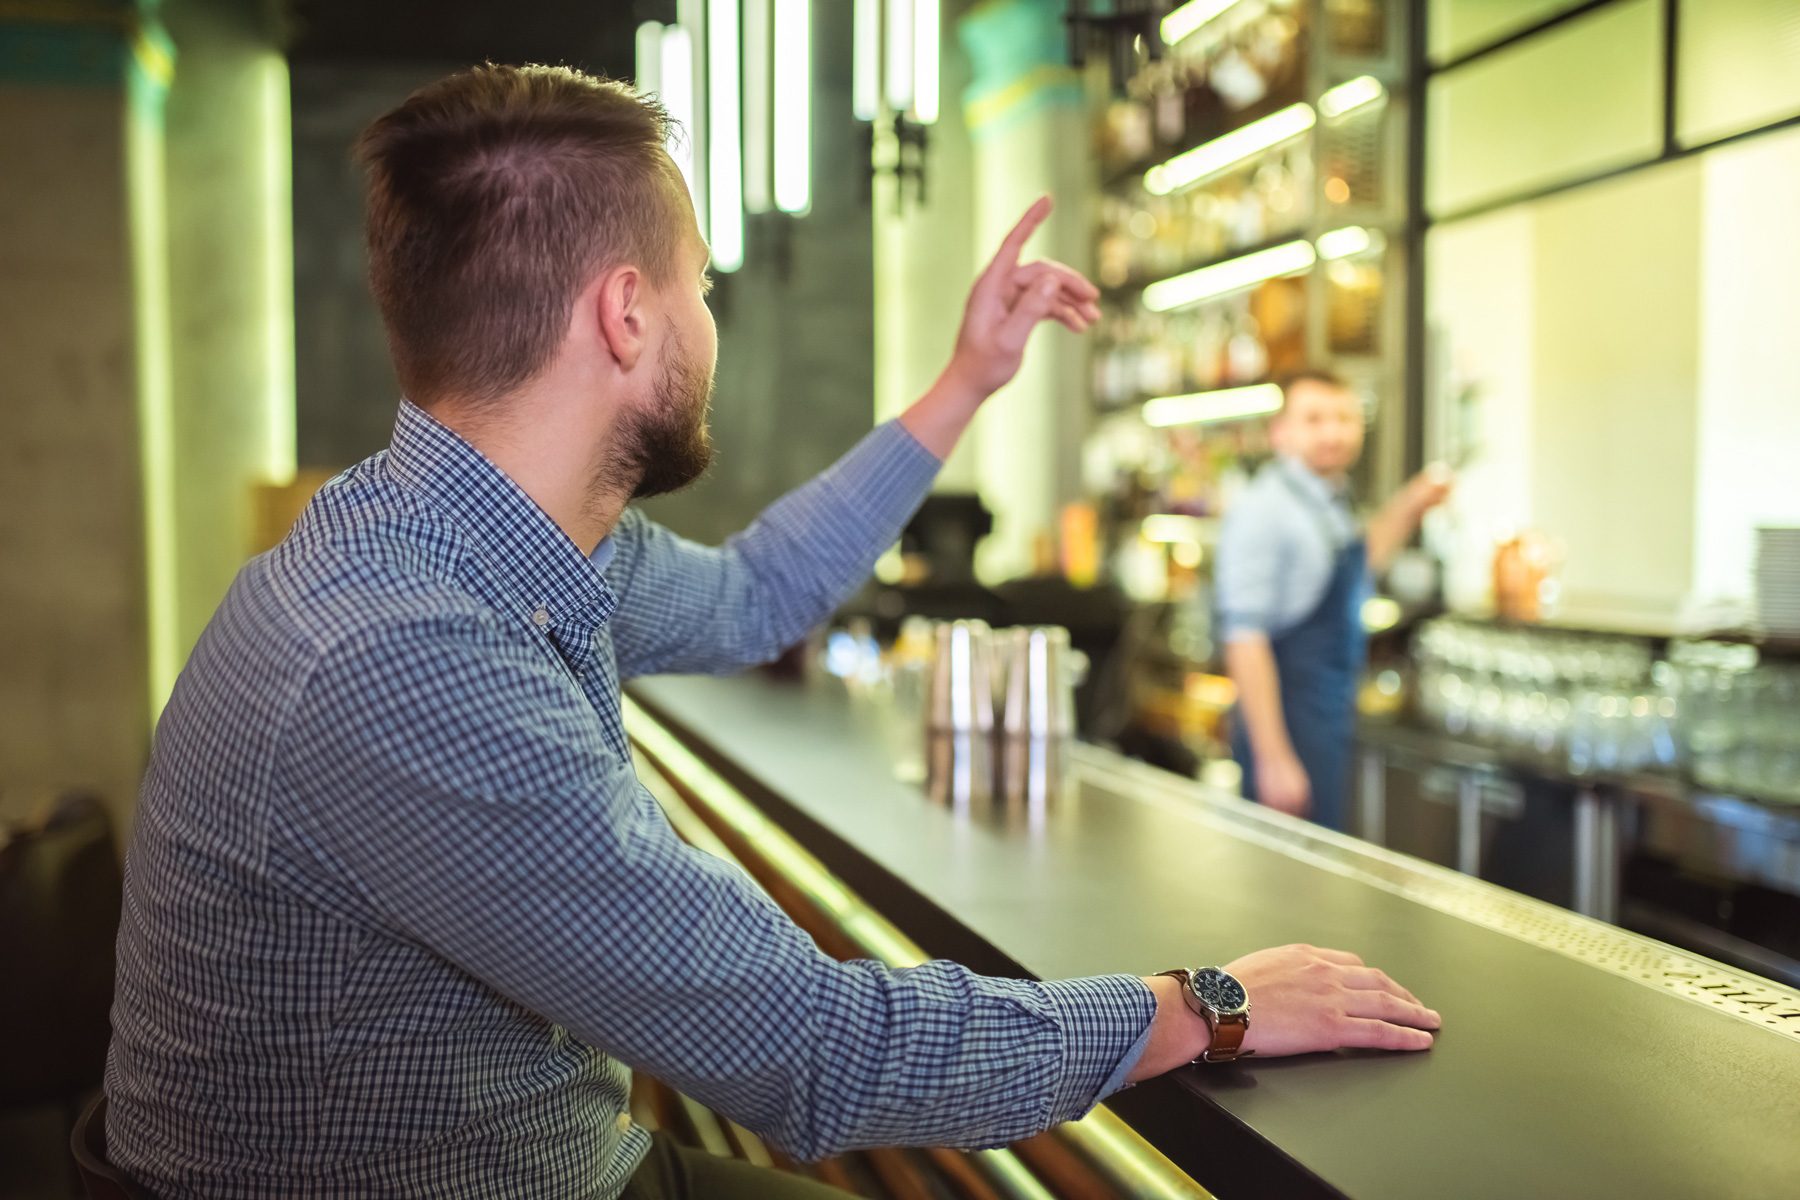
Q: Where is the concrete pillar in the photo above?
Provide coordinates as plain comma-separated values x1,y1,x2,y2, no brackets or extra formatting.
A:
0,0,291,836
1,5,165,834
872,1,979,491
957,0,1093,582
163,0,296,656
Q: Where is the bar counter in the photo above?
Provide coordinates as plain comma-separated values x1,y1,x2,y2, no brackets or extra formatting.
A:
626,672,1800,1200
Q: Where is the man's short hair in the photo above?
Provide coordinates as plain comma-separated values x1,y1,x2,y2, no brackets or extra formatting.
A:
354,64,688,406
1276,368,1351,412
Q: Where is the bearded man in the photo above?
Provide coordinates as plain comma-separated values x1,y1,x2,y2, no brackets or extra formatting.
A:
105,65,1437,1199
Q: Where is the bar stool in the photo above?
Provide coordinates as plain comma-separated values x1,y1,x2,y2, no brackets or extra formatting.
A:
70,1094,149,1200
0,791,121,1172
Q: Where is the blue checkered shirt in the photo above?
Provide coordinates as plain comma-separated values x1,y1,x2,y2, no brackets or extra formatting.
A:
106,400,1157,1198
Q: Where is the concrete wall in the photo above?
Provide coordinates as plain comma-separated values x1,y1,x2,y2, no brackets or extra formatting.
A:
1527,160,1702,617
290,61,454,468
0,0,289,834
0,77,148,829
1693,127,1800,604
1428,125,1800,621
1426,160,1702,620
638,0,876,545
1423,206,1536,612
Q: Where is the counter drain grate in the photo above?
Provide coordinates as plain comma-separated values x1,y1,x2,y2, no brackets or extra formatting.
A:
1086,746,1800,1042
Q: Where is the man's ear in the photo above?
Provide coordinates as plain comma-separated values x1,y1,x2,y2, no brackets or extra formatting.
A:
595,265,648,372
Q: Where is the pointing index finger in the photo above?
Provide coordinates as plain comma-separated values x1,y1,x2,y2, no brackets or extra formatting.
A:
980,196,1053,290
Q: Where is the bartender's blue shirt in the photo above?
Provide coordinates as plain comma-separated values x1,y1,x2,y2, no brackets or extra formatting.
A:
106,399,1156,1198
1216,455,1361,642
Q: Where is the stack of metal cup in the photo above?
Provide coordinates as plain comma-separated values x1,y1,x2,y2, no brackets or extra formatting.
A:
923,621,1078,821
924,619,996,811
997,625,1076,819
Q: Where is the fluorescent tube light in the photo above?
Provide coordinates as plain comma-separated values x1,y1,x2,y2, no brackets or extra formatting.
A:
126,78,178,715
707,0,744,271
852,0,879,121
1142,240,1317,312
635,21,663,97
661,25,703,227
885,0,915,114
1161,0,1243,46
773,0,811,214
744,0,773,211
259,54,295,484
1144,103,1315,195
1319,74,1386,120
1143,383,1284,427
1317,225,1387,260
913,0,940,124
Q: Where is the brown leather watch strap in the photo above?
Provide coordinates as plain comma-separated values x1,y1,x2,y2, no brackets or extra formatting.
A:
1203,1012,1250,1063
1156,968,1254,1064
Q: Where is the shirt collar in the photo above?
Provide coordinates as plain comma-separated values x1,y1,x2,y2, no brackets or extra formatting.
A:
385,399,618,644
1277,454,1351,508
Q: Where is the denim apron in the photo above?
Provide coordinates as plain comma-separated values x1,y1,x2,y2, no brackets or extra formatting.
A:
1230,471,1369,832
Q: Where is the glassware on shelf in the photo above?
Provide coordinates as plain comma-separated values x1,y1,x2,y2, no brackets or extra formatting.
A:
1225,304,1270,382
1099,93,1154,177
1412,620,1800,801
1672,641,1800,803
1412,619,1656,772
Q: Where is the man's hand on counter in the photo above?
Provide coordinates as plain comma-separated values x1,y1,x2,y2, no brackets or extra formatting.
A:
1130,945,1440,1079
900,195,1102,459
1230,944,1441,1056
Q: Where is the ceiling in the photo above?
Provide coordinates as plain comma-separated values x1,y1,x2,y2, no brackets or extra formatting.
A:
285,0,678,73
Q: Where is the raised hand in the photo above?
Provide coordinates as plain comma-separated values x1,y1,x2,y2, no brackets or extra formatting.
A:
1408,462,1456,512
942,196,1102,401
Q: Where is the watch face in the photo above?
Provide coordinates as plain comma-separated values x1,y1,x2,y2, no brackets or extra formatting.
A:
1191,967,1249,1014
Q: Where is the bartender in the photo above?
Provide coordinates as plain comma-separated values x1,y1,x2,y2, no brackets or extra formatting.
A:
1216,370,1451,830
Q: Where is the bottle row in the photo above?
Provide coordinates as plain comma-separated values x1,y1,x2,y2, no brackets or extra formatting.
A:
1097,2,1308,177
1091,282,1308,410
1096,146,1314,288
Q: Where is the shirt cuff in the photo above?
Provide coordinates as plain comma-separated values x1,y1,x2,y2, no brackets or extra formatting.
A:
1036,974,1159,1122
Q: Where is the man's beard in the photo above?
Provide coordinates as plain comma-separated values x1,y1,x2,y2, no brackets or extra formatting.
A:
609,329,716,501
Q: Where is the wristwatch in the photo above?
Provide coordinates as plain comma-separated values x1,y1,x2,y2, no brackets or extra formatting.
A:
1157,966,1253,1063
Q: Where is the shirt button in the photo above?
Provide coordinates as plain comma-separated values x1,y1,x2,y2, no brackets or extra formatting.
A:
532,607,550,627
615,1113,632,1134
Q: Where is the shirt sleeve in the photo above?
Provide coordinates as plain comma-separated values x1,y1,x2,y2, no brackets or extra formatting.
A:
606,420,941,680
1215,487,1289,643
274,613,1156,1159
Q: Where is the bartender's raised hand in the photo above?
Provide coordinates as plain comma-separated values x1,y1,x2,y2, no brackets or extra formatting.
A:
1257,749,1312,818
942,196,1101,401
1406,462,1456,512
1230,944,1441,1055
